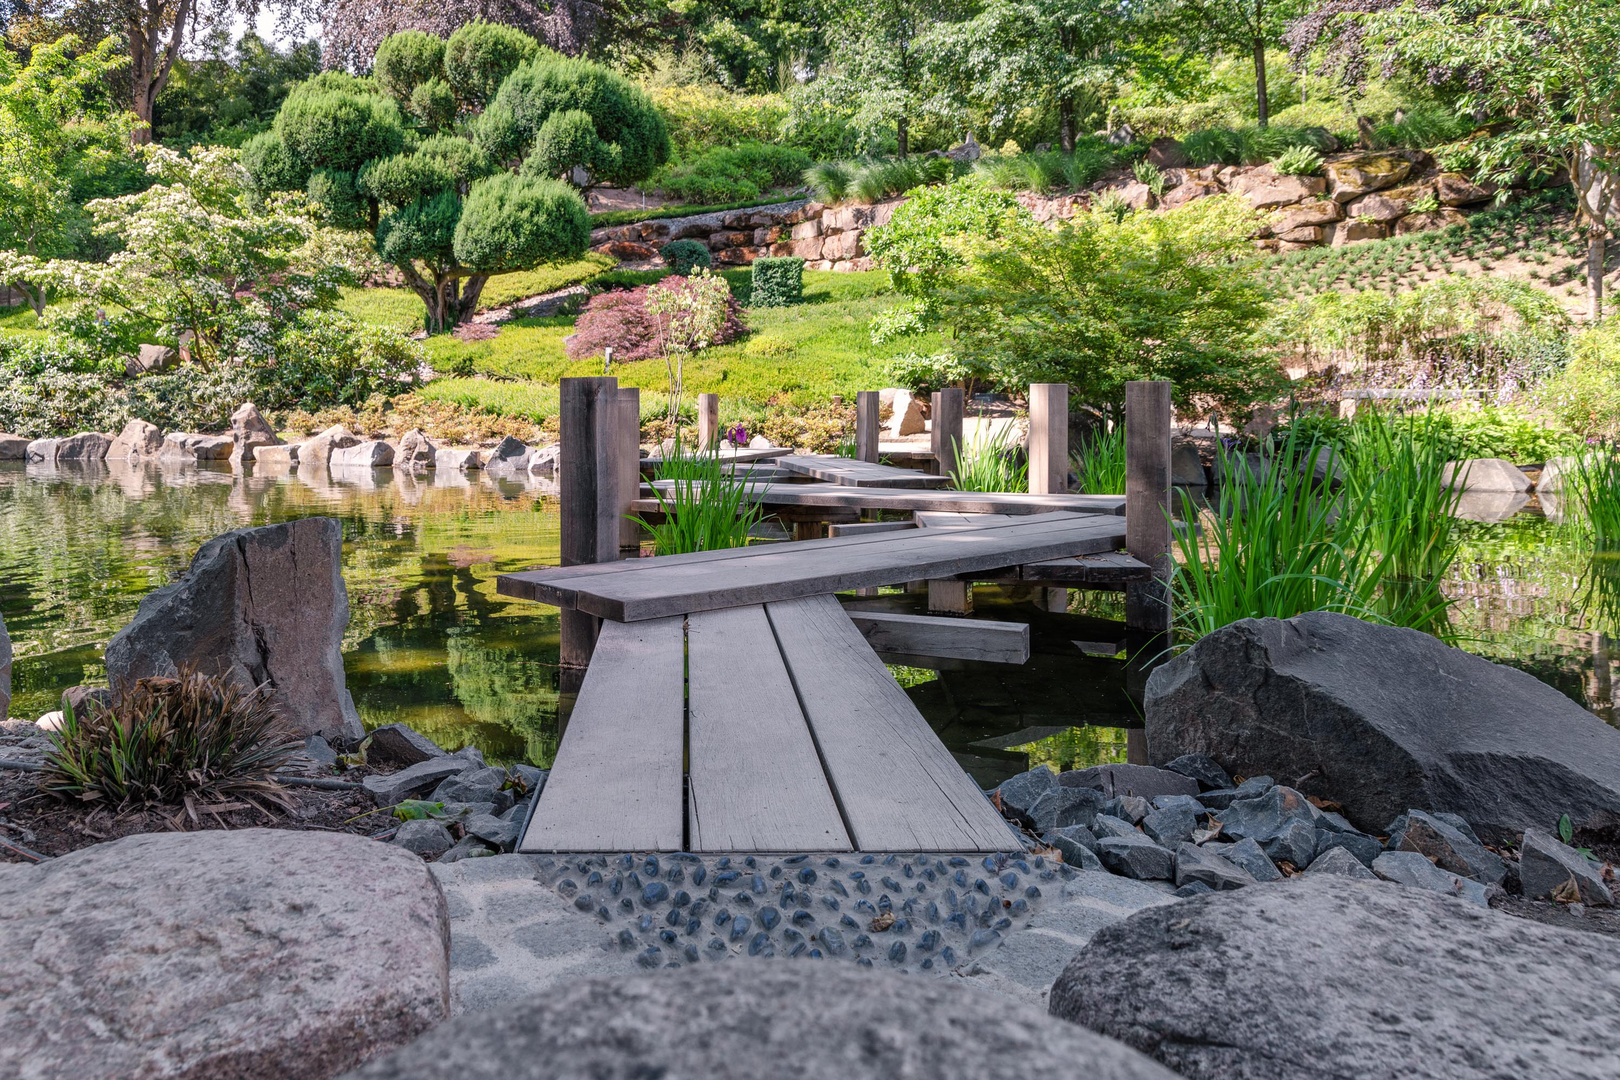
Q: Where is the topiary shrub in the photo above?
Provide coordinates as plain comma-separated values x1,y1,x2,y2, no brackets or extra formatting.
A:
750,256,804,308
661,239,712,275
522,108,610,181
567,277,746,362
443,20,542,110
372,30,445,108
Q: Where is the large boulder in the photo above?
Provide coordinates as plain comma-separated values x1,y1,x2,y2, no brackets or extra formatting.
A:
0,433,30,459
1227,168,1327,210
343,962,1176,1080
1442,457,1533,493
1144,612,1620,842
395,429,437,470
125,342,179,376
229,402,281,465
55,431,113,462
24,437,59,463
0,829,449,1079
104,517,364,743
331,440,395,468
161,432,235,461
108,419,164,460
1049,878,1620,1080
1324,151,1415,201
300,424,362,466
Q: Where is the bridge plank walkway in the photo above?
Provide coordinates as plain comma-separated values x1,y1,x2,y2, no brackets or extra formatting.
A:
775,454,952,489
638,480,1125,518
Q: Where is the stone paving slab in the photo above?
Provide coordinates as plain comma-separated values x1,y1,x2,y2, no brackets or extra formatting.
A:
433,851,1176,1013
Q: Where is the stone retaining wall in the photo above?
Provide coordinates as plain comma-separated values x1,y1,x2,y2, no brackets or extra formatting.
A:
590,197,893,273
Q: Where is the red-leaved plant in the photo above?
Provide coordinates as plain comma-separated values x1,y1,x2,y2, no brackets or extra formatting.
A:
565,276,746,364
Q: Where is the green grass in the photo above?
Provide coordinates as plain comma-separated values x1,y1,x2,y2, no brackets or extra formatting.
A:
336,256,614,334
590,194,803,228
415,377,560,422
0,304,48,338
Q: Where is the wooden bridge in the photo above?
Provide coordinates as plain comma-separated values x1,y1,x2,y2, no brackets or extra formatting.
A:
495,379,1174,855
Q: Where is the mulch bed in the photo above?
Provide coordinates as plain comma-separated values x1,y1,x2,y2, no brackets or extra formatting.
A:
0,768,393,863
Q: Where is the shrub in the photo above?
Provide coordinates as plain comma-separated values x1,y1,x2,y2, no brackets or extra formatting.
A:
661,239,711,275
973,145,1118,194
1272,145,1324,176
261,310,426,408
1421,405,1580,463
443,20,541,110
522,108,608,181
127,364,259,433
750,256,804,308
454,173,593,272
39,670,302,808
273,73,406,175
0,335,125,436
881,351,992,398
1542,320,1620,438
372,30,445,109
805,155,953,203
657,142,811,204
646,85,789,157
566,278,746,362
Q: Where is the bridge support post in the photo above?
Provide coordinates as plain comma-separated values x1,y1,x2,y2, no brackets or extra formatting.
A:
1124,380,1172,635
1028,382,1068,495
930,388,963,477
618,386,641,557
560,376,623,671
697,393,720,449
855,390,880,463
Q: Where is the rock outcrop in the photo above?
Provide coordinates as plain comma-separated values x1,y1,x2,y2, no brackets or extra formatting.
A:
344,962,1176,1080
1442,457,1534,493
104,517,364,743
0,433,28,459
300,424,361,467
1049,878,1620,1080
0,829,449,1079
108,419,164,460
161,432,234,461
1144,612,1620,841
230,401,281,465
395,429,437,470
55,431,113,462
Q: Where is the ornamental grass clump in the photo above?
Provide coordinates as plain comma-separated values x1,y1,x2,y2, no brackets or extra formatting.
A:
949,419,1028,493
639,440,763,554
1073,425,1127,494
38,671,303,809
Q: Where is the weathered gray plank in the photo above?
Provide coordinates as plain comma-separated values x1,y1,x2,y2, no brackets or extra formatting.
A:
776,454,951,489
697,393,720,449
914,511,1018,529
1016,551,1153,584
931,389,964,475
640,481,1125,516
856,391,880,463
827,520,918,537
518,616,686,853
558,376,621,670
523,513,1129,621
848,610,1030,664
767,595,1017,852
687,606,852,852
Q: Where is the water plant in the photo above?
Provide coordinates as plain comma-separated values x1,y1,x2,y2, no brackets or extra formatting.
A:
639,440,764,554
38,670,302,808
949,418,1028,492
1073,425,1127,494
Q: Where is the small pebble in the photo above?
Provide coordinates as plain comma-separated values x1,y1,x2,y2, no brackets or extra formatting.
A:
888,941,907,962
684,944,700,963
730,916,752,942
642,882,669,905
759,906,781,930
637,948,661,969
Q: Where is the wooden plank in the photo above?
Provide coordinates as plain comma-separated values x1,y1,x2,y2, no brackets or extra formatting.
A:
500,508,1118,607
848,610,1029,664
776,455,951,489
828,520,917,537
1016,551,1153,584
618,387,641,555
640,447,792,470
1028,383,1069,495
697,393,720,449
517,513,1129,621
928,579,973,614
519,616,685,852
642,481,1125,516
687,606,852,852
914,511,1017,529
767,595,1017,852
1125,381,1173,633
856,391,880,463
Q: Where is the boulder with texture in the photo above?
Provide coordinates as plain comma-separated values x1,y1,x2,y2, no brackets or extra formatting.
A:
24,437,59,463
1096,833,1176,880
1437,171,1497,205
1538,455,1576,494
484,436,532,474
1060,763,1199,800
1442,457,1533,493
344,962,1175,1080
1144,611,1620,842
1345,191,1410,223
0,829,449,1080
1169,442,1206,486
1142,804,1198,848
436,447,484,471
1395,208,1469,234
331,440,395,468
395,429,437,470
1332,218,1388,245
1050,877,1620,1080
1174,843,1254,891
394,818,455,856
0,433,27,459
1390,809,1506,884
364,757,472,805
253,443,300,467
300,424,361,466
995,766,1057,821
369,722,447,767
104,517,364,744
55,431,113,462
229,402,281,465
1324,152,1415,201
1158,180,1221,209
1371,850,1491,906
1164,753,1231,791
108,419,164,460
1228,169,1327,209
161,432,235,461
1026,785,1108,833
125,343,178,375
1300,845,1377,879
1519,827,1614,905
1222,836,1283,881
1270,199,1343,233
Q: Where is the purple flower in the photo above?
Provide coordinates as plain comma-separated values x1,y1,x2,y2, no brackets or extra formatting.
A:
726,424,749,446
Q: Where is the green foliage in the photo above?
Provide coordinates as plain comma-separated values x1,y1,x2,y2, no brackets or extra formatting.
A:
1560,447,1620,547
151,34,320,149
880,351,992,397
1341,410,1466,589
479,55,669,187
657,142,810,203
373,30,446,109
661,239,712,275
637,448,764,554
262,310,426,409
1074,425,1128,494
274,73,406,175
1132,159,1167,196
523,109,610,180
805,155,955,203
1419,406,1580,464
932,195,1281,414
1178,125,1334,167
454,174,592,273
949,419,1028,492
38,670,302,809
1541,320,1620,438
750,256,804,308
305,168,368,229
972,146,1118,193
646,85,792,156
361,151,458,209
443,20,543,110
409,79,459,133
1271,144,1323,176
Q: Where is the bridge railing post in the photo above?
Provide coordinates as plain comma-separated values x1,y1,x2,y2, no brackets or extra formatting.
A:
930,388,964,478
697,393,720,450
1124,380,1173,635
855,390,880,463
559,376,622,671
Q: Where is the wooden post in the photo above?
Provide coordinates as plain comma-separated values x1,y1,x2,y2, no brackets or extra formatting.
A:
1125,380,1173,634
930,388,964,477
927,579,973,614
855,390,880,463
618,386,641,556
1028,382,1068,495
559,376,621,670
697,393,720,450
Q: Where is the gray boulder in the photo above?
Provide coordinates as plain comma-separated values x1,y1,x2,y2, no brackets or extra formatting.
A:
1026,785,1107,832
1519,828,1614,905
1061,763,1200,799
1142,804,1198,848
465,812,521,851
995,766,1058,822
1314,828,1382,867
1390,809,1506,884
396,429,438,470
229,401,281,465
126,342,178,375
1301,845,1376,880
1442,457,1533,493
300,423,361,466
1371,850,1491,907
484,435,532,475
1051,828,1105,871
1262,818,1319,868
1093,814,1143,840
394,818,455,856
1096,834,1176,880
342,961,1177,1080
1145,612,1620,842
104,517,364,743
24,437,59,463
0,609,10,721
331,440,395,468
1210,785,1314,845
1222,836,1283,882
160,431,234,460
0,433,29,459
1174,843,1254,891
55,431,113,462
108,418,163,460
0,829,448,1080
431,765,512,813
364,757,471,806
1050,877,1620,1080
436,447,484,471
1163,753,1231,791
369,722,447,767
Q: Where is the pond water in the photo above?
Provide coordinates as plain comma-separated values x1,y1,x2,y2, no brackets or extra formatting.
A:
1,459,1614,787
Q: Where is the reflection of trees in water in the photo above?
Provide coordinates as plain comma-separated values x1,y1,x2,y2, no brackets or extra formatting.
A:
1016,726,1130,773
445,629,561,767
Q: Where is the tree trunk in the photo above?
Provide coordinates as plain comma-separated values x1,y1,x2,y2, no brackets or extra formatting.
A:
1252,37,1269,129
1589,227,1607,322
456,273,491,325
1059,97,1076,154
897,116,909,159
126,0,191,144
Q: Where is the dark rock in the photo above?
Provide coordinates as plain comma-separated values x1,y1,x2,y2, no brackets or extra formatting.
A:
1096,835,1176,880
510,764,547,795
103,518,363,744
1222,837,1283,882
1301,846,1376,880
1163,753,1232,791
0,610,10,721
1101,795,1150,824
1050,877,1620,1080
995,766,1058,822
1092,815,1142,841
1055,836,1105,872
1174,881,1213,898
343,962,1176,1080
1371,851,1490,907
1314,829,1381,867
303,734,338,769
436,835,496,863
1174,844,1254,891
1145,612,1620,843
1519,828,1614,905
465,813,521,852
1210,785,1315,846
1045,823,1098,853
364,758,471,806
1142,805,1198,849
1027,786,1108,832
1261,819,1318,869
0,830,448,1079
1061,763,1200,800
369,723,446,767
1392,810,1506,884
59,685,111,719
1151,794,1205,816
432,766,513,814
1197,777,1271,810
393,819,455,856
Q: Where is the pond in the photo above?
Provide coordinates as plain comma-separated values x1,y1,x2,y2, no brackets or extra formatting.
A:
0,459,1614,787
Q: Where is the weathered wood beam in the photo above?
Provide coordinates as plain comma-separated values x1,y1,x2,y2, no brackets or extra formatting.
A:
848,611,1029,664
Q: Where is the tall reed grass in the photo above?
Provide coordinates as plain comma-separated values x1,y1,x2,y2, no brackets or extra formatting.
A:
1557,445,1620,630
638,439,763,554
949,420,1028,492
1073,425,1127,494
